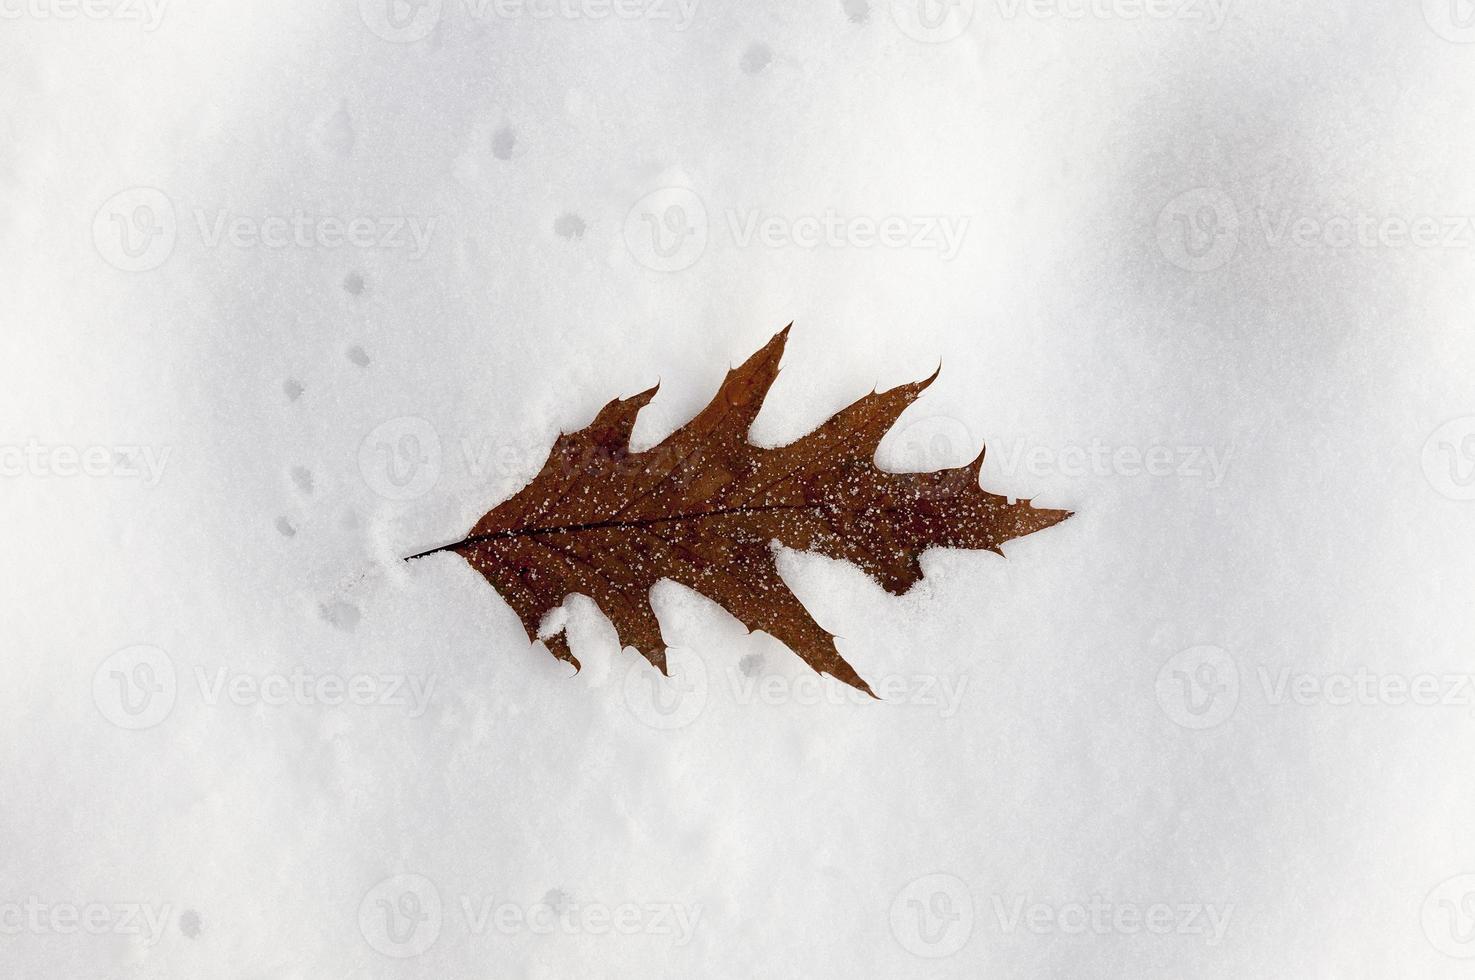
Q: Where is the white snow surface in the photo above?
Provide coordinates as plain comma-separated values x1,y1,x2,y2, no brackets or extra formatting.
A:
5,0,1475,976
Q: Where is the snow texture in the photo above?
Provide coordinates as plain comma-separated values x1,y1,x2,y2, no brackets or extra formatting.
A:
4,0,1475,976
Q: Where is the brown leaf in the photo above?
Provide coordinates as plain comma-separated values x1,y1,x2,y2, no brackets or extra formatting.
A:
408,327,1070,695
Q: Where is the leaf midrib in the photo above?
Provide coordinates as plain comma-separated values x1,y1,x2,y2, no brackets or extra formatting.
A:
404,501,822,561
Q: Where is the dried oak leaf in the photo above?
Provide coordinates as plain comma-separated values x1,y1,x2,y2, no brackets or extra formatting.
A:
409,327,1069,695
